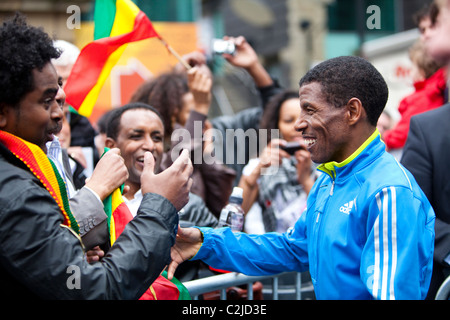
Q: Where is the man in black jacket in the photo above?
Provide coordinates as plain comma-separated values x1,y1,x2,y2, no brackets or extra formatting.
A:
402,104,450,299
401,0,450,299
0,14,192,299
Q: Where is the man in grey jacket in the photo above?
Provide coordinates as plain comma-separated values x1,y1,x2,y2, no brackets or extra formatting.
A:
0,14,192,299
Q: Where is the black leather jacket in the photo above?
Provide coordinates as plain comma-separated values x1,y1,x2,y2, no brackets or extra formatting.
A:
0,142,178,299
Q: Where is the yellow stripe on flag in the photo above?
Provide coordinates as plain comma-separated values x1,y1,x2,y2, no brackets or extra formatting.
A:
65,0,162,117
111,188,124,212
77,45,128,116
78,0,139,116
109,187,124,245
111,0,140,36
109,213,117,244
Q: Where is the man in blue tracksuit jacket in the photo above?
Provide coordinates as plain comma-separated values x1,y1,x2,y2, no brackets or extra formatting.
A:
168,56,435,300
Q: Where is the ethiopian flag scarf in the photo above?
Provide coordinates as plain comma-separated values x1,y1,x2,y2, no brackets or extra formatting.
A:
0,130,79,233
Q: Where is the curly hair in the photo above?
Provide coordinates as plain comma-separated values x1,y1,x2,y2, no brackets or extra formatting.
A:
0,13,61,106
260,89,299,143
299,56,388,127
130,71,189,138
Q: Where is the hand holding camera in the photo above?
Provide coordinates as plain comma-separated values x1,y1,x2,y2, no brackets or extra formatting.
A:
215,36,273,88
280,141,306,155
212,38,236,55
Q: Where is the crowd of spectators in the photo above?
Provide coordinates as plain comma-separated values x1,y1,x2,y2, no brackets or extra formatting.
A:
0,0,448,300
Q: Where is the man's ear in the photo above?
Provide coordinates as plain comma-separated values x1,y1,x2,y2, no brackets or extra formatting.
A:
0,103,11,128
104,137,117,149
345,98,365,126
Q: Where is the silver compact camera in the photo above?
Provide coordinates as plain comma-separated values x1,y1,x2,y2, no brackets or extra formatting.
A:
212,39,236,55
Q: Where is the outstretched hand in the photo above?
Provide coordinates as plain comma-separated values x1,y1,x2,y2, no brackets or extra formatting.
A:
167,226,203,280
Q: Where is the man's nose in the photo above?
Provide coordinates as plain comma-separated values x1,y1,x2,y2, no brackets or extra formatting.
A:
294,116,307,134
51,99,64,122
56,86,66,108
142,135,155,151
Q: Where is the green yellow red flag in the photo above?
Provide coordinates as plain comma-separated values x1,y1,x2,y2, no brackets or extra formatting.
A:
64,0,161,117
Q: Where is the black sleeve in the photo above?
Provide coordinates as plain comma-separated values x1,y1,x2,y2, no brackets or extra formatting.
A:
0,177,178,299
401,116,450,265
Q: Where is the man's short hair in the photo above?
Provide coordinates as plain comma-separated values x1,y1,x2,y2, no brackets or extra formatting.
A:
106,102,165,141
0,14,60,106
299,56,389,126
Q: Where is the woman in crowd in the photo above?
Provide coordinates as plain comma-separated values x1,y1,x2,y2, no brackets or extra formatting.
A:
238,90,316,234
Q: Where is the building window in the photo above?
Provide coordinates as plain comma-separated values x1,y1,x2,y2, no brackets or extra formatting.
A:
327,0,396,33
133,0,196,22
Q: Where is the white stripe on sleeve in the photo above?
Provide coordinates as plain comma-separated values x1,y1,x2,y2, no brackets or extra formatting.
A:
373,187,398,300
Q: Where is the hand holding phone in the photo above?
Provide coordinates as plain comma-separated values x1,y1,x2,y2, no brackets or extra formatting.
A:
280,141,305,155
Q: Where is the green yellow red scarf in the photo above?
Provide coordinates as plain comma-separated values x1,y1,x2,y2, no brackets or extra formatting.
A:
0,130,79,234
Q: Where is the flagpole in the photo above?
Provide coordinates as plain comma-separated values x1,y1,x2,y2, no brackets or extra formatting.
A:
159,38,192,70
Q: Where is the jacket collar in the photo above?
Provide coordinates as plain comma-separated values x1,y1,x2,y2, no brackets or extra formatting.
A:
317,129,384,180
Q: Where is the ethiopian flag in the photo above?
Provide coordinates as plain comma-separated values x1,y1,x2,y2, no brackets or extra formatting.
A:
103,182,191,300
64,0,161,117
103,184,131,245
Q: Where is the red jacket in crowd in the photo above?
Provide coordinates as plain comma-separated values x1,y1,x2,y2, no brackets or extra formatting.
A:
383,67,447,150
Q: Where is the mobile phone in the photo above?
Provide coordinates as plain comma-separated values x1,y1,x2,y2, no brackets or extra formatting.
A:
280,141,305,155
212,39,236,55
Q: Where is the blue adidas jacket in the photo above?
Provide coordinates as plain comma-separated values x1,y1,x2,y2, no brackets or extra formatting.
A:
193,130,435,299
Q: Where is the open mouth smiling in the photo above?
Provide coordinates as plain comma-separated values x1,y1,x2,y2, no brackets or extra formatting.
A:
136,156,145,167
136,153,156,167
303,138,317,149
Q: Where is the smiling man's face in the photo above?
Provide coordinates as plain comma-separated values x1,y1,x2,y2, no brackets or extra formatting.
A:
112,108,164,186
295,82,351,164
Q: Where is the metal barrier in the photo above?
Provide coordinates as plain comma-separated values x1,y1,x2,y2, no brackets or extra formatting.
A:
183,272,303,300
184,271,450,300
435,275,450,300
